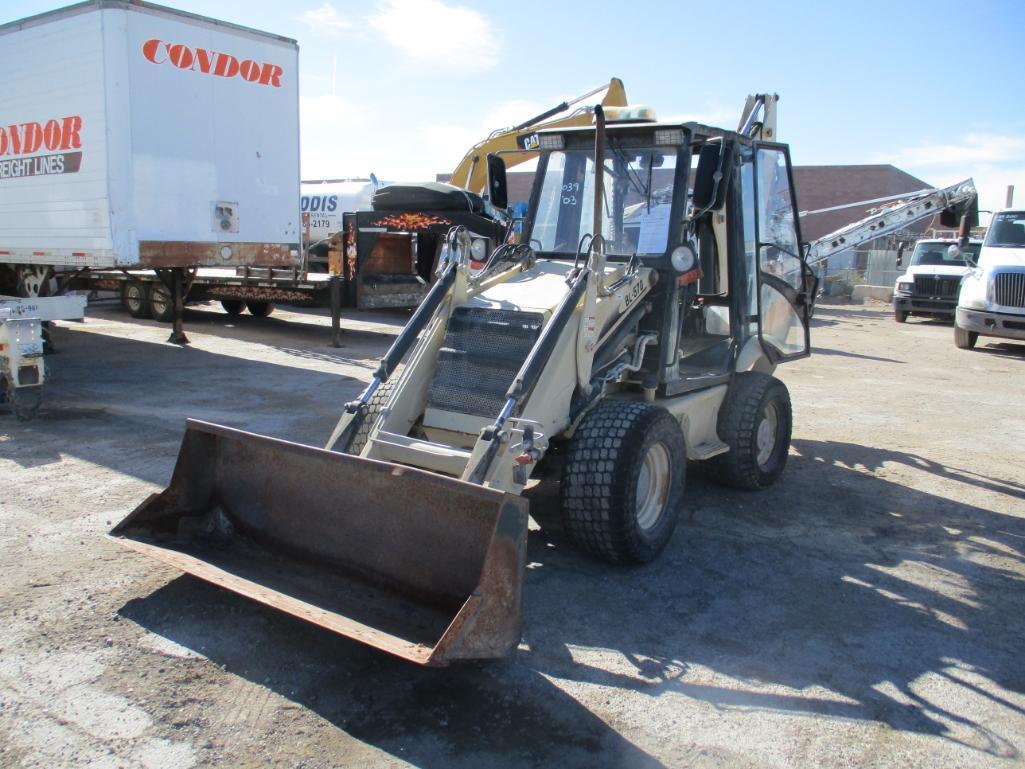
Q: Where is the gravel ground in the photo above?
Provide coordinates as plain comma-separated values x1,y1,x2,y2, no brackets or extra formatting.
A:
1,299,1023,769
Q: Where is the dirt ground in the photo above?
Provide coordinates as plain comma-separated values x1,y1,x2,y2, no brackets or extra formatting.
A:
1,298,1023,769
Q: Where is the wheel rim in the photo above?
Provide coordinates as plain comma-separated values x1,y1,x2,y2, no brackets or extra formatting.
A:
756,402,780,469
635,442,671,531
126,285,143,311
18,267,49,298
151,290,169,316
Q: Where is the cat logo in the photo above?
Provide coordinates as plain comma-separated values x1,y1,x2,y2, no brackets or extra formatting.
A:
518,133,540,151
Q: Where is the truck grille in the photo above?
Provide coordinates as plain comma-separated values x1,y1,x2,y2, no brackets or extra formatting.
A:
913,275,960,299
994,272,1025,308
427,307,544,418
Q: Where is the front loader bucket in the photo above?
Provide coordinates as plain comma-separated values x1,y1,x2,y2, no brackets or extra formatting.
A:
109,420,529,666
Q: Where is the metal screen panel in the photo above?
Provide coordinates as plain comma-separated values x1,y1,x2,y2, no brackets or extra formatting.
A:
427,307,544,418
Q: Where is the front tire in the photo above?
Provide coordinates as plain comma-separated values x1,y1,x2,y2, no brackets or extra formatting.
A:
894,307,908,323
954,324,978,349
561,401,686,564
705,372,792,490
346,381,395,455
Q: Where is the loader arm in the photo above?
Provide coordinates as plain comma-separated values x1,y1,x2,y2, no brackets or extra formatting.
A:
448,78,628,193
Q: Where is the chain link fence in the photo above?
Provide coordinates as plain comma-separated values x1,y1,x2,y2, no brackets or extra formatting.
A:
815,248,906,298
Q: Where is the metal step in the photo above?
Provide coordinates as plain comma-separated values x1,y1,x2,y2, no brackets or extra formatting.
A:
689,440,729,460
371,430,472,477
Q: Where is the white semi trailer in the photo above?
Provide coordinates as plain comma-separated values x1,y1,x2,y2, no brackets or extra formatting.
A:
0,0,302,342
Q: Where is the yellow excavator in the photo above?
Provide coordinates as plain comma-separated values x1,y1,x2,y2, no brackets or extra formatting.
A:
448,78,628,193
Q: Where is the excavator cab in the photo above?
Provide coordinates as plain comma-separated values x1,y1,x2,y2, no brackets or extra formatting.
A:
110,109,816,666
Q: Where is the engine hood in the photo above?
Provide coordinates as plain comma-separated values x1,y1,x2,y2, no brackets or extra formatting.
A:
900,265,970,279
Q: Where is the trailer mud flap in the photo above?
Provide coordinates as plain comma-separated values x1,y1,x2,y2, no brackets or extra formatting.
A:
109,420,529,666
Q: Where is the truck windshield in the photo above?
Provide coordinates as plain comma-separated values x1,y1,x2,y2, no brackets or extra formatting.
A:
911,242,980,266
984,212,1025,247
529,145,679,257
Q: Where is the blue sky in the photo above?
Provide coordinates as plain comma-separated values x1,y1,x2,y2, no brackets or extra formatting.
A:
4,0,1024,211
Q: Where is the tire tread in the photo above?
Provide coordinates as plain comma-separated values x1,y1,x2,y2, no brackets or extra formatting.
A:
704,372,791,490
561,401,684,564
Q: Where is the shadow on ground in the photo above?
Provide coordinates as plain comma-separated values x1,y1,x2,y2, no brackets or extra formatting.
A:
85,301,410,349
1,325,365,482
118,442,1025,766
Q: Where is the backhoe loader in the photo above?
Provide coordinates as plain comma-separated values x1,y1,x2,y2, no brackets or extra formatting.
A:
111,101,823,665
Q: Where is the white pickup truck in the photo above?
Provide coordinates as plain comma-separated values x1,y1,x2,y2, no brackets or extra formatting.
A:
954,209,1025,349
893,238,981,323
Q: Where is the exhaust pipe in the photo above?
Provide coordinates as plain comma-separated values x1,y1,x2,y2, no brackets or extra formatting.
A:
110,420,529,665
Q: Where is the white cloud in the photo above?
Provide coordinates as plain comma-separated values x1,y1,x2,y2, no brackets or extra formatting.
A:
299,93,371,129
875,132,1025,212
875,133,1025,169
296,3,351,35
662,108,738,127
369,0,500,69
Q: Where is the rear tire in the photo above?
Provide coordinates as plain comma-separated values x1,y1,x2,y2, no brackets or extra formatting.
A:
246,301,274,317
346,381,396,455
954,324,978,349
221,299,244,316
149,285,174,323
894,307,908,323
561,401,686,564
704,372,792,490
123,283,151,319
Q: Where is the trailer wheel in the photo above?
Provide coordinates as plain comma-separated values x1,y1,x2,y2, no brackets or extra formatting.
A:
954,324,978,350
221,300,244,316
347,381,395,455
246,301,274,317
704,372,792,490
149,285,174,323
122,283,152,319
894,307,908,323
561,401,686,564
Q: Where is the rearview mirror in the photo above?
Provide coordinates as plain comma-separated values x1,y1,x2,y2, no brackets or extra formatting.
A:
486,154,508,210
896,243,904,267
692,141,732,212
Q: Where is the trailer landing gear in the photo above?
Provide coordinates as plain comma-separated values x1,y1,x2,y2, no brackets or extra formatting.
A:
154,268,192,345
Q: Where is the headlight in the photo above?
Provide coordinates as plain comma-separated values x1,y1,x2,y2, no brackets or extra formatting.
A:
470,238,488,262
961,297,987,310
671,245,697,273
896,281,913,294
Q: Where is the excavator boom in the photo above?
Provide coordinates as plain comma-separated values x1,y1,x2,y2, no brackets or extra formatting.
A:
448,78,628,192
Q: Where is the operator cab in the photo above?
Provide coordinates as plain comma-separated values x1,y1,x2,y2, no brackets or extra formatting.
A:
494,120,814,393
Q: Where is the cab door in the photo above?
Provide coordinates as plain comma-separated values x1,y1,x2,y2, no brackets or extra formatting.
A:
751,143,813,362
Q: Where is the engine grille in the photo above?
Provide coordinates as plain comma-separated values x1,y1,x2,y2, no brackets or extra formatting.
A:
427,307,544,418
913,274,960,299
994,272,1025,308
